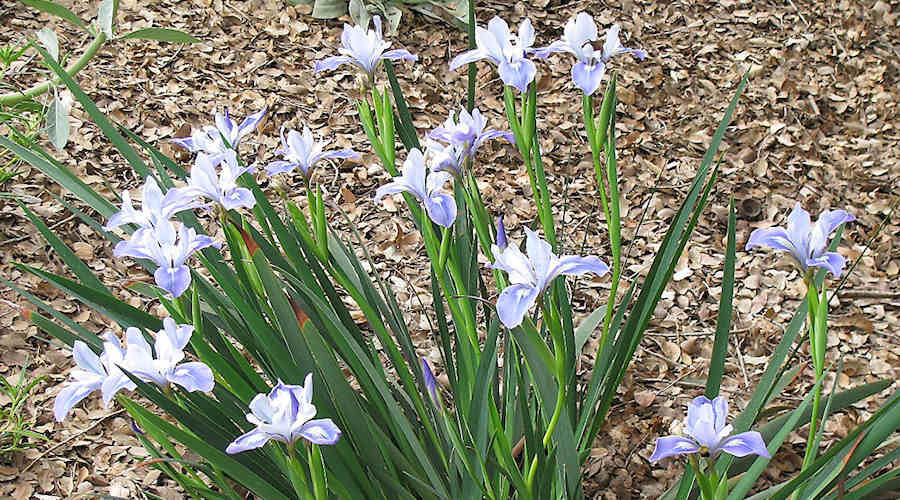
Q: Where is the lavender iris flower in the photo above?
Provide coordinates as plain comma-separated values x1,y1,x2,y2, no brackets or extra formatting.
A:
313,16,417,81
226,373,342,454
182,151,256,211
104,177,200,231
428,107,514,163
425,139,467,178
450,17,539,93
650,396,770,462
537,14,646,95
375,148,457,227
122,318,214,393
54,334,135,422
746,202,855,278
490,228,609,328
495,215,507,250
266,125,359,179
113,220,219,297
171,107,267,154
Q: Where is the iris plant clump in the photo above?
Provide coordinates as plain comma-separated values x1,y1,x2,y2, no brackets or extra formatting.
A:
25,8,890,500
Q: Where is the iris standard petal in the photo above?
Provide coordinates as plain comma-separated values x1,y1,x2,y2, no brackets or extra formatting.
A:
718,431,771,458
226,428,272,454
809,209,855,257
73,341,104,376
496,283,540,329
54,383,98,422
237,106,267,139
298,418,342,445
649,436,701,462
168,362,215,392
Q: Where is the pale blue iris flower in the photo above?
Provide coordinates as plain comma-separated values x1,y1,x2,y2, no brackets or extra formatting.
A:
182,150,256,211
746,202,855,278
104,176,200,232
226,373,341,454
428,107,514,167
113,220,219,297
537,14,646,95
490,228,609,328
122,318,214,393
651,396,770,462
266,125,359,179
54,334,134,422
375,148,457,227
314,16,417,81
171,107,267,154
450,17,539,93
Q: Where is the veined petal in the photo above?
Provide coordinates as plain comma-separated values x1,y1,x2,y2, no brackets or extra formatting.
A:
54,382,98,422
524,228,554,283
718,431,770,458
450,48,489,70
375,179,419,203
237,106,267,140
424,192,457,227
298,418,342,445
154,264,192,298
810,209,854,257
549,255,609,283
101,372,135,408
649,435,700,462
806,251,847,278
786,202,812,258
168,362,214,392
314,56,354,73
490,242,534,285
571,60,606,96
226,428,272,454
73,341,104,376
169,136,195,151
745,226,795,254
221,187,256,211
382,49,417,63
496,283,540,329
498,58,536,93
265,160,298,176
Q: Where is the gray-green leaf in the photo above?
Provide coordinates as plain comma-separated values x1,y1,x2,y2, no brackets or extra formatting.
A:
119,28,201,43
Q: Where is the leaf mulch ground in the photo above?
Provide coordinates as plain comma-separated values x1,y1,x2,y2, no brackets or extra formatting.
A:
1,0,898,498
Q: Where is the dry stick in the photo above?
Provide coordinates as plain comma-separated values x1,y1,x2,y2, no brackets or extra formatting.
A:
23,409,126,473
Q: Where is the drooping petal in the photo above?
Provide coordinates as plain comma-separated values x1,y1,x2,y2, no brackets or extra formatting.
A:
154,264,192,298
375,179,419,203
169,136,195,151
649,435,701,462
809,209,854,257
498,58,536,93
382,49,417,63
424,192,457,227
450,48,488,70
745,226,796,254
314,56,355,73
168,362,214,392
806,251,847,278
548,255,610,283
571,60,607,96
237,106,267,140
718,431,770,458
226,428,272,454
54,383,97,422
298,418,342,445
101,371,135,407
265,160,298,176
496,283,540,329
220,187,256,211
73,341,104,376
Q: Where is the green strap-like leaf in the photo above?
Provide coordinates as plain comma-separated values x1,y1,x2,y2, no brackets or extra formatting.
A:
119,28,201,43
19,0,88,31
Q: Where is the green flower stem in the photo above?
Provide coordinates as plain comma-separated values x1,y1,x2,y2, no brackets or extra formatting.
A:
799,276,826,480
308,444,327,500
0,33,107,106
285,443,314,500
